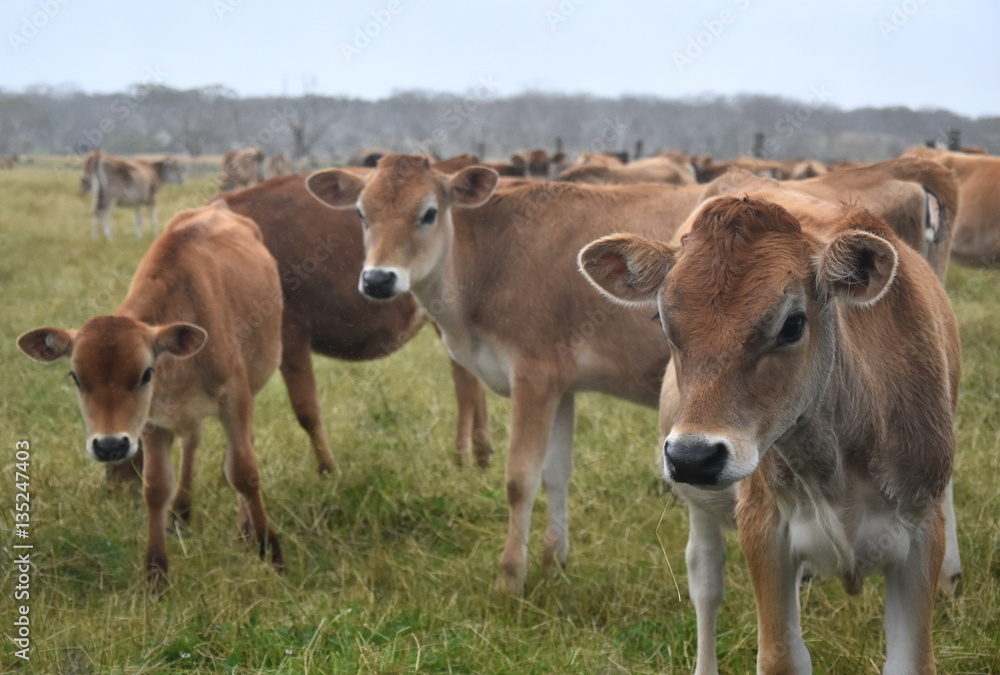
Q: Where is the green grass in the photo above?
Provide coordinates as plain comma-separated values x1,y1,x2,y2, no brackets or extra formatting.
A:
2,163,999,673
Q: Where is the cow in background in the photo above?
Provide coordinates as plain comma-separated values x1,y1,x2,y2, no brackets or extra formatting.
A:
82,150,183,240
221,147,266,191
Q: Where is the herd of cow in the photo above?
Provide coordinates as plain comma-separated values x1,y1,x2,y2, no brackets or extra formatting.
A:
16,142,1000,673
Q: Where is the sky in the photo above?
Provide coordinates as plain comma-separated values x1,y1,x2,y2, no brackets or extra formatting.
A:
3,0,999,118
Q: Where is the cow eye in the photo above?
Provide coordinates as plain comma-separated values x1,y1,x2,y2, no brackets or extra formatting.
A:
140,367,154,386
419,207,438,226
68,371,81,389
356,209,367,228
777,312,806,346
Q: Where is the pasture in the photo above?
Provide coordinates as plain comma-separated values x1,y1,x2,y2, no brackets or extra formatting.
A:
2,161,999,673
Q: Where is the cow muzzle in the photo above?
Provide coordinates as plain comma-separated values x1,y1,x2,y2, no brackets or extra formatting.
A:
88,433,138,463
359,266,408,300
663,432,733,487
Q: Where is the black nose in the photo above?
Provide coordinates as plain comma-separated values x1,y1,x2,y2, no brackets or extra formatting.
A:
92,436,131,462
664,436,729,485
361,269,398,299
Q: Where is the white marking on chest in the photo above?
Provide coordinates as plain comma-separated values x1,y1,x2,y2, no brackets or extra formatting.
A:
786,493,912,579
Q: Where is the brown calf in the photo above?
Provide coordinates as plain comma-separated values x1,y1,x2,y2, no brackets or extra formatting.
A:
580,196,959,674
219,173,493,471
221,147,266,191
904,147,1000,266
18,202,283,579
559,155,697,185
82,151,184,240
306,155,707,593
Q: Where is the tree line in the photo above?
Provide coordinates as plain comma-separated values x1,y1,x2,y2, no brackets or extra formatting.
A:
1,84,998,166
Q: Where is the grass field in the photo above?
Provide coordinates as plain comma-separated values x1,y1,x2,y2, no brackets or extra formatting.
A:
2,161,999,673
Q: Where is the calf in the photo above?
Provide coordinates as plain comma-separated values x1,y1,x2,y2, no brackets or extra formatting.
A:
218,173,493,471
580,196,959,674
221,147,265,191
82,151,184,240
18,202,283,579
306,155,708,593
904,147,1000,267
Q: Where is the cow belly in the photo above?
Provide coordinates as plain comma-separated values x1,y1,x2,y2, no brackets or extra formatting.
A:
787,497,911,581
443,334,512,396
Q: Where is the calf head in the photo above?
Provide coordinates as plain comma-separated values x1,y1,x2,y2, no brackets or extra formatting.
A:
579,196,899,488
307,154,499,300
18,317,207,463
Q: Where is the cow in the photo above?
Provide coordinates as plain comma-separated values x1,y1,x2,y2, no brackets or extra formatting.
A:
218,173,494,472
569,152,626,169
694,156,828,183
559,155,697,186
306,154,711,594
265,153,294,179
1,153,17,170
18,202,283,579
82,151,184,240
221,147,265,191
579,195,960,674
348,148,393,168
703,156,959,281
903,147,1000,267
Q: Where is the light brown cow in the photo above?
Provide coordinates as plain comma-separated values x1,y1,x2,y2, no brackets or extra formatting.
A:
82,151,184,240
569,152,626,169
695,156,827,183
559,155,697,185
265,152,294,179
221,147,266,191
18,202,283,579
219,173,493,471
703,156,959,280
903,147,1000,266
580,196,959,674
306,155,710,594
1,154,17,169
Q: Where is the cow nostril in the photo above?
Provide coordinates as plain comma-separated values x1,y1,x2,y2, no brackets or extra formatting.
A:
361,269,398,299
92,436,131,462
664,436,730,485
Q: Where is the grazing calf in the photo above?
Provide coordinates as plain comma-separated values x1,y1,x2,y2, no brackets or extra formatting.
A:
82,151,184,240
18,202,283,579
307,155,708,593
218,173,494,472
580,196,959,674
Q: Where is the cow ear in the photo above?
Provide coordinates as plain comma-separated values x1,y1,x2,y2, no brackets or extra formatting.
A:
306,169,366,209
17,328,74,362
447,166,499,208
817,229,899,306
153,323,207,359
578,233,677,308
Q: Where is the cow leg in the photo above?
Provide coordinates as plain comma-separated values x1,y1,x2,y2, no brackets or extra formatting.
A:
171,423,202,526
937,478,961,597
219,382,283,571
737,474,811,675
150,203,158,237
449,358,494,468
497,367,561,595
135,206,143,240
142,424,175,580
883,508,944,675
541,393,575,571
103,201,115,240
683,500,729,675
278,311,336,474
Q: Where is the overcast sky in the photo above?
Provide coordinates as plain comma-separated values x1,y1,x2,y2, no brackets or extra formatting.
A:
3,0,998,118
